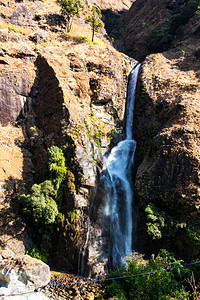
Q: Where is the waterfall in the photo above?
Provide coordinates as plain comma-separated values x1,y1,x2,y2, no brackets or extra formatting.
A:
103,63,141,267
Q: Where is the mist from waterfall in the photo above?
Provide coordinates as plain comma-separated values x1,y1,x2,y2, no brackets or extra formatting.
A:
103,64,141,267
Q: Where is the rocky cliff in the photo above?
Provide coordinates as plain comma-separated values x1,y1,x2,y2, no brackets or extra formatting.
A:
134,15,200,258
115,0,199,61
85,0,134,11
119,0,172,60
0,0,132,274
0,0,200,284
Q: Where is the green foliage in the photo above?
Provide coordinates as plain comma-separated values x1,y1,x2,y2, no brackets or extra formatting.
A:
152,55,158,69
141,81,147,94
30,125,39,140
76,36,89,43
47,146,67,192
18,146,67,225
26,242,49,263
197,2,200,13
102,250,194,300
59,0,84,32
148,26,173,52
85,7,103,42
149,0,200,52
93,131,101,149
185,227,200,248
142,21,148,28
19,180,58,225
70,209,77,221
145,202,165,240
181,50,185,56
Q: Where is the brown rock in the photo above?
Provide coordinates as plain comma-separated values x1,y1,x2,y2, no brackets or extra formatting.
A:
133,37,200,257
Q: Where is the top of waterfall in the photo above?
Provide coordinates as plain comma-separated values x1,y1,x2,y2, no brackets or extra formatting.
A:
125,63,141,140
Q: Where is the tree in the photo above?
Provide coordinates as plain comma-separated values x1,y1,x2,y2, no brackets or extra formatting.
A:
59,0,84,32
85,7,103,42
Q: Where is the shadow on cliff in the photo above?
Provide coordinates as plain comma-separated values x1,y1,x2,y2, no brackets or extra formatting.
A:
0,177,30,252
33,12,66,33
101,8,129,52
1,54,84,272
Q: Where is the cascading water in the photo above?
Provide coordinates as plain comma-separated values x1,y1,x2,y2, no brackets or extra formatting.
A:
103,63,141,267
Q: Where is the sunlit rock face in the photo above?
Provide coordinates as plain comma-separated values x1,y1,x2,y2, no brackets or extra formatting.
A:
133,33,200,258
0,0,132,273
0,252,50,296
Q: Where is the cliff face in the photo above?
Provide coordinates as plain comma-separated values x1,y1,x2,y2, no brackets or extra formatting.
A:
85,0,134,11
134,22,200,257
0,0,132,271
121,0,171,60
118,0,199,61
1,0,200,277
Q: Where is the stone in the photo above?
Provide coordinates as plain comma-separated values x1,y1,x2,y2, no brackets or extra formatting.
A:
6,292,50,300
0,255,51,296
29,32,48,44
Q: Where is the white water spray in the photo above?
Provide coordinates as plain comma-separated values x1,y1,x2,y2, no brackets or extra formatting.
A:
103,64,141,267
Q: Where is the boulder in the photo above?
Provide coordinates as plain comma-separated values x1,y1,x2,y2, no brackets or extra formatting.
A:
0,254,51,296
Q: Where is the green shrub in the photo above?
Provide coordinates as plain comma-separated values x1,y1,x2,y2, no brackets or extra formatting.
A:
26,242,49,263
102,250,194,300
149,0,200,52
19,180,58,225
148,26,173,52
47,146,67,192
145,202,165,240
76,36,89,43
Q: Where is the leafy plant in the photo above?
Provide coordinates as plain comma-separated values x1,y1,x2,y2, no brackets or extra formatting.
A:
26,242,49,263
47,146,67,192
149,0,200,52
18,180,58,225
59,0,84,32
76,36,89,43
85,7,103,42
70,209,77,221
145,202,165,240
102,250,194,300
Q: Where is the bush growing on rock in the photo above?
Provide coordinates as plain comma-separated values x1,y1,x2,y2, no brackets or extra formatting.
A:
26,242,49,263
47,146,67,192
18,146,67,225
145,202,165,240
19,180,58,224
149,0,200,52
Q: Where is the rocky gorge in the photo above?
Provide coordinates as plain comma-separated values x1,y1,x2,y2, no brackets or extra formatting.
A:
0,0,200,298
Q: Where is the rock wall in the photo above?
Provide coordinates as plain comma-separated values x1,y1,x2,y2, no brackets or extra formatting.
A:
0,0,132,274
134,30,200,258
117,0,194,61
85,0,134,11
29,44,132,272
115,0,171,60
